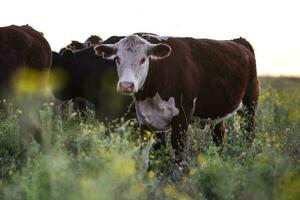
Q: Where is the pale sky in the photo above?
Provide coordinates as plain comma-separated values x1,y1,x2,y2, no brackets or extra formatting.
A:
1,0,299,76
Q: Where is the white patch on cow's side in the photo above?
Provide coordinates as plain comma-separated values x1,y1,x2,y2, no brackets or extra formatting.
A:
200,102,243,127
135,93,179,131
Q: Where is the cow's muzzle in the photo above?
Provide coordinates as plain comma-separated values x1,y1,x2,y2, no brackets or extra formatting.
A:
118,81,135,95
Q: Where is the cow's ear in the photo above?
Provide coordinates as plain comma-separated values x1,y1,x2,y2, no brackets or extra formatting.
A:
94,44,117,59
148,43,172,60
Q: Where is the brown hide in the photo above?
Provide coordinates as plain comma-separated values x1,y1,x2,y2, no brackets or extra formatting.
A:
137,37,257,118
0,25,52,95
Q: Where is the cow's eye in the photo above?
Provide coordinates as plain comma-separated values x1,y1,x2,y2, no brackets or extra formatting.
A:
115,57,120,64
140,57,146,65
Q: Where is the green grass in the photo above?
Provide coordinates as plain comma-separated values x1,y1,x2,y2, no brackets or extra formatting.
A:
0,77,299,200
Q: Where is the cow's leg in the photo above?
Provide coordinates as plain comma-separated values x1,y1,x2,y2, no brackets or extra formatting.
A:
171,119,187,163
171,96,196,164
242,79,259,145
211,121,225,146
138,125,153,169
171,112,191,163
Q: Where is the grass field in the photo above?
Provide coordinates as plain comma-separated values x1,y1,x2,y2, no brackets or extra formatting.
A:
0,77,299,200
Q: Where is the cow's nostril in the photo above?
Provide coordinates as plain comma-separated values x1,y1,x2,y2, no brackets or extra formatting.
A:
119,81,134,92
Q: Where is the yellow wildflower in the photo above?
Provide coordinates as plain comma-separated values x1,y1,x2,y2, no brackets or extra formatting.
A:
148,170,156,179
8,170,13,176
111,158,136,179
145,130,152,136
149,154,155,159
129,119,136,126
164,185,177,198
189,168,196,176
198,154,206,168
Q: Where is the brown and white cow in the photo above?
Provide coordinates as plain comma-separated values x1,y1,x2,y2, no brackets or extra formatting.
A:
94,34,259,161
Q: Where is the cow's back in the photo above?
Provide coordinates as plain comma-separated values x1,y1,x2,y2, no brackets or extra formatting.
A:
142,37,257,119
0,25,51,69
0,25,52,95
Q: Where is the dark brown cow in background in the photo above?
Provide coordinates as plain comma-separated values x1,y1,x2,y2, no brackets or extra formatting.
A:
51,35,134,121
0,25,52,160
59,35,103,55
0,25,52,96
94,34,259,163
58,40,84,57
84,35,103,48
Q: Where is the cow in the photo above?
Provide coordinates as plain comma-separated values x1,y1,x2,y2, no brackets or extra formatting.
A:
94,34,259,163
59,40,84,55
59,35,103,55
0,25,52,167
84,35,103,48
0,25,51,95
51,36,133,121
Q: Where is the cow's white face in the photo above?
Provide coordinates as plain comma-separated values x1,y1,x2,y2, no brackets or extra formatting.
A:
94,35,172,95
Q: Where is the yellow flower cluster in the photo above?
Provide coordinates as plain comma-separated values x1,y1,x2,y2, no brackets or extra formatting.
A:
147,170,156,179
111,158,136,179
197,154,206,168
163,185,191,200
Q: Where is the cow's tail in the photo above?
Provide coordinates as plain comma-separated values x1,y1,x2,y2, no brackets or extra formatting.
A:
232,37,255,55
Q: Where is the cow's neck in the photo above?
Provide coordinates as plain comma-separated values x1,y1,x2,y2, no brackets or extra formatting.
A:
135,62,171,101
